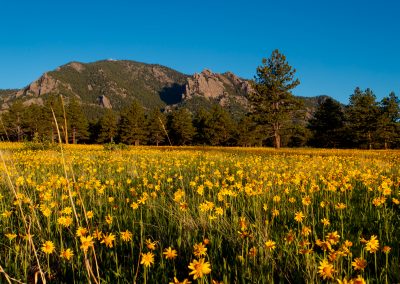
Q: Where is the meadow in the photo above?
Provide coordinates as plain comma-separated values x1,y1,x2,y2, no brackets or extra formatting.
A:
0,143,399,283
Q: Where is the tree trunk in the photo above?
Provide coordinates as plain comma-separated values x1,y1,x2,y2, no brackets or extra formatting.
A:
17,126,22,142
72,127,76,144
273,123,281,149
368,132,372,150
274,133,281,149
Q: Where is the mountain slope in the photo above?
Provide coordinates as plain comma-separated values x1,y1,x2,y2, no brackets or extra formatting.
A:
0,60,330,121
14,60,188,111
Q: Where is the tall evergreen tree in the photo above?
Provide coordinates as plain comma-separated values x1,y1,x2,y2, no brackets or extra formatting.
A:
203,105,236,146
118,100,147,145
193,108,212,145
2,100,26,141
23,104,48,140
43,95,65,143
308,98,345,148
249,49,300,148
236,115,263,147
169,108,195,145
146,108,167,146
377,92,400,148
67,98,89,144
346,88,379,149
97,109,118,143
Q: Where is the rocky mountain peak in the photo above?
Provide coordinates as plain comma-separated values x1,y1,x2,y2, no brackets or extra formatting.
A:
16,73,62,97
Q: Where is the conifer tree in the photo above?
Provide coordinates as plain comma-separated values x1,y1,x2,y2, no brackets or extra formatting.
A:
67,97,89,144
146,108,167,146
377,92,400,148
249,49,300,148
193,108,212,145
23,104,48,140
237,115,263,147
97,109,117,143
169,108,195,145
2,100,25,141
43,95,65,143
118,100,147,145
204,105,235,146
346,88,379,149
308,98,345,148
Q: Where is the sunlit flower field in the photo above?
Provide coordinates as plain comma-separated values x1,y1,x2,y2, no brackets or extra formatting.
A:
0,143,399,283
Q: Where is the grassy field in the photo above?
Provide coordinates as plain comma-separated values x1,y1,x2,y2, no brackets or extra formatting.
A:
0,143,399,283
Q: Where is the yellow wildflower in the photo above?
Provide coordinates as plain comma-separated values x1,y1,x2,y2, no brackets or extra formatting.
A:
163,247,178,259
42,241,55,254
140,252,154,267
188,258,211,280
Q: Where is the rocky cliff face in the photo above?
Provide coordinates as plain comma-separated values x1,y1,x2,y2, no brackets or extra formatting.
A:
181,69,251,110
16,73,62,97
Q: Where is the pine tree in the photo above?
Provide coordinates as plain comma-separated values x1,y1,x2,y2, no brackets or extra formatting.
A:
146,108,167,146
346,88,379,149
193,108,212,145
169,108,195,145
97,109,117,143
23,104,48,141
2,100,26,141
308,98,345,148
43,95,65,143
377,92,400,149
249,49,300,148
204,105,236,146
67,97,89,144
118,101,147,145
236,115,263,147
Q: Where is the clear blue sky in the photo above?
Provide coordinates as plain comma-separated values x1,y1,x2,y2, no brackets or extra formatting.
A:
0,0,399,104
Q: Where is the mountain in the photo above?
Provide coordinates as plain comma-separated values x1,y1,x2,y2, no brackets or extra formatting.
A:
0,59,328,120
5,60,188,117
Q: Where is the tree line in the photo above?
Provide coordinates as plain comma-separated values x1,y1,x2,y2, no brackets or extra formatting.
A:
1,50,399,149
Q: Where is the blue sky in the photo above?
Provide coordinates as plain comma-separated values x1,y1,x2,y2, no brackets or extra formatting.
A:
0,0,399,104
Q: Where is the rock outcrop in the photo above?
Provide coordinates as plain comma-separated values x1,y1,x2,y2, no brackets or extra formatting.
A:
184,69,225,100
68,62,85,73
182,69,252,109
16,73,60,97
97,95,112,109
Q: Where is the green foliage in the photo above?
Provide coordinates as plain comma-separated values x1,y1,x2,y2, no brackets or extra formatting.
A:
168,108,196,145
97,109,118,143
67,97,89,143
236,115,264,147
345,88,380,149
118,100,147,145
202,105,236,146
146,108,167,146
103,141,129,151
1,100,26,141
249,49,300,148
23,133,58,151
308,98,345,148
376,92,400,148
